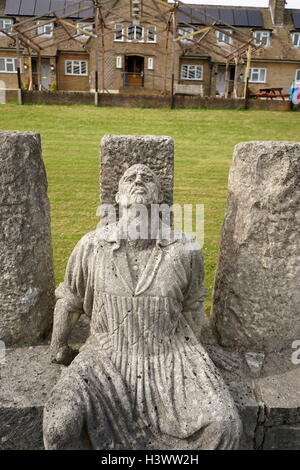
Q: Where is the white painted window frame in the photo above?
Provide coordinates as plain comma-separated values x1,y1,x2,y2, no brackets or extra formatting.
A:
37,21,54,38
292,32,300,48
178,27,194,44
181,64,203,81
0,57,18,73
249,67,267,83
76,22,93,39
0,18,13,35
116,56,122,69
127,25,144,42
65,60,88,76
147,57,154,70
147,25,156,43
253,30,270,47
216,29,233,45
295,69,300,84
114,24,124,42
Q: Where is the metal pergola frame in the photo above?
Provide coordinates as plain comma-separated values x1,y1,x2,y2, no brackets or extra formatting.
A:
0,0,262,104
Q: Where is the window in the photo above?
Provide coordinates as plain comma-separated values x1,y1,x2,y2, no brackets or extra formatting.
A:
65,60,88,76
116,56,122,69
147,57,154,70
37,22,54,37
216,29,232,45
127,25,143,41
295,69,300,84
147,25,156,43
181,64,203,81
292,32,300,47
0,18,13,35
178,27,194,44
76,23,93,39
249,67,267,83
114,24,124,41
0,57,18,73
253,30,270,47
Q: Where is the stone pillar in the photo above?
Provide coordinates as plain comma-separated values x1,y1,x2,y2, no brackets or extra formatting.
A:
211,141,300,353
100,134,174,209
0,131,55,346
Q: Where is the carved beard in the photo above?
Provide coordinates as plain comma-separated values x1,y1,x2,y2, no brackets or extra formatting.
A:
128,193,149,205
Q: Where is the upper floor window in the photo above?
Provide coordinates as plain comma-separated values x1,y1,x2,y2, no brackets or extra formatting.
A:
65,60,88,76
114,24,124,41
37,21,54,38
216,29,233,45
147,25,156,43
178,27,194,44
181,64,203,81
292,32,300,47
76,23,93,39
249,67,267,83
0,57,17,73
0,18,13,35
253,30,270,47
128,25,143,41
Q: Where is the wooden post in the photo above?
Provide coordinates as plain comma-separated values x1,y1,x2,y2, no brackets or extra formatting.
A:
170,8,176,109
94,5,100,106
233,57,239,98
37,53,42,91
16,37,23,105
244,46,252,99
224,61,230,99
28,54,33,91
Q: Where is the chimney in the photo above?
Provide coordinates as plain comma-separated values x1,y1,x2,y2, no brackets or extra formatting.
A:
269,0,286,26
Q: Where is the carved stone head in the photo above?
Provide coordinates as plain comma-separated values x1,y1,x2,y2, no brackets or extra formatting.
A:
115,164,163,208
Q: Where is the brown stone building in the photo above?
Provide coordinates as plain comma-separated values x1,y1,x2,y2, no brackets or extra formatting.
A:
0,0,300,98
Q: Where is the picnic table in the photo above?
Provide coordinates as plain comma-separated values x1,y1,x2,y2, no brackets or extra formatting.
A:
250,87,288,100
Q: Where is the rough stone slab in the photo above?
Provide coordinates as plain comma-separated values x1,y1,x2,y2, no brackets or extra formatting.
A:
100,135,174,207
263,425,300,450
211,141,300,352
0,131,55,346
255,369,300,426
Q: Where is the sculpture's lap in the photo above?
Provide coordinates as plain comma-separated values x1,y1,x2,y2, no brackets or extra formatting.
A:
43,342,242,450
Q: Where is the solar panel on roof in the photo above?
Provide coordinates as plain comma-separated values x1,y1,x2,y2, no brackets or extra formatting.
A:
50,0,64,16
4,0,21,15
247,9,263,28
293,12,300,29
34,0,51,16
233,9,248,26
177,6,193,25
219,9,234,26
205,8,220,24
19,0,36,16
190,8,206,25
80,1,94,19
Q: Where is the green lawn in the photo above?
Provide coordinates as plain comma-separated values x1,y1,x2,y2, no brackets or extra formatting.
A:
1,104,299,314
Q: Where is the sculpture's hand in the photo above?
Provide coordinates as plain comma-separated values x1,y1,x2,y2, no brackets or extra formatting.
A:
51,344,79,366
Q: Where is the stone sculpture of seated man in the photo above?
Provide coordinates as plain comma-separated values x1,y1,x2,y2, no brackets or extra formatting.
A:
43,164,242,450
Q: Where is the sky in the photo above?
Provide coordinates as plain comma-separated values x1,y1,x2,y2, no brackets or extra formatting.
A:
178,1,299,7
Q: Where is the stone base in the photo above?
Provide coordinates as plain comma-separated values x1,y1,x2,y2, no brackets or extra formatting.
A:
1,325,299,450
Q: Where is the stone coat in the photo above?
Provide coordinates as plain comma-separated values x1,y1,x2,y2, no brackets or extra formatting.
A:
44,223,241,450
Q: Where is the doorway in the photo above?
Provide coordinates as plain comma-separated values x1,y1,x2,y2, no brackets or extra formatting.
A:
31,58,51,90
124,56,144,87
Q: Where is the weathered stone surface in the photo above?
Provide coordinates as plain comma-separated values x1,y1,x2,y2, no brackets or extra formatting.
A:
263,425,300,450
44,163,242,450
211,141,300,352
0,131,55,345
100,135,174,207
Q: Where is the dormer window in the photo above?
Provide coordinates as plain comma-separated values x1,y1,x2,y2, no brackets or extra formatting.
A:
216,29,233,45
292,32,300,47
0,18,13,35
37,21,54,38
253,30,270,47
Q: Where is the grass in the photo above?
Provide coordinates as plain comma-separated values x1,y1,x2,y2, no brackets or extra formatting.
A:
1,103,299,314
